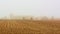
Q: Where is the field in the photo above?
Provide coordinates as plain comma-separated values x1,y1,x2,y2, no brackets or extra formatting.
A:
0,20,60,34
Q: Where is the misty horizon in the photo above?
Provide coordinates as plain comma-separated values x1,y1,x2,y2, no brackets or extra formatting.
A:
0,0,60,18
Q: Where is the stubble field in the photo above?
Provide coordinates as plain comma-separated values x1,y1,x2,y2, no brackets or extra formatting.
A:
0,20,60,34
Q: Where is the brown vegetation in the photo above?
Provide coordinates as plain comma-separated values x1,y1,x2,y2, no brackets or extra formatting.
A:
0,20,60,34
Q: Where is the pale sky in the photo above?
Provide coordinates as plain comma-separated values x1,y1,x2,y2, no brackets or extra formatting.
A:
0,0,60,18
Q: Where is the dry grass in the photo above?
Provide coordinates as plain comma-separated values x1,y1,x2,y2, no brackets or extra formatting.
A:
0,20,60,34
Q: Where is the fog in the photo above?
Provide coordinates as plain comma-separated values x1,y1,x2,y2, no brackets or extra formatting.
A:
0,0,60,18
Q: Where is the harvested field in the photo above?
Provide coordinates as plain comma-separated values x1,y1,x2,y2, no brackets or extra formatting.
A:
0,20,60,34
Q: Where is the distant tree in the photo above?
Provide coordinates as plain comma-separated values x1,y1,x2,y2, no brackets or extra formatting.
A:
30,17,33,20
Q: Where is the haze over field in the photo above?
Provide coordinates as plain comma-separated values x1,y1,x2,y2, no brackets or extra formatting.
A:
0,0,60,18
0,0,60,34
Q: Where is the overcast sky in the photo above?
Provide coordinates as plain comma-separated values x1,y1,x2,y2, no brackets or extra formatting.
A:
0,0,60,18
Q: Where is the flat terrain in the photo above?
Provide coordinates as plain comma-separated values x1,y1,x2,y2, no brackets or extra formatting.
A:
0,20,60,34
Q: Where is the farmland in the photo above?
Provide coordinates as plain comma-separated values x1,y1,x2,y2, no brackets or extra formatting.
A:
0,20,60,34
